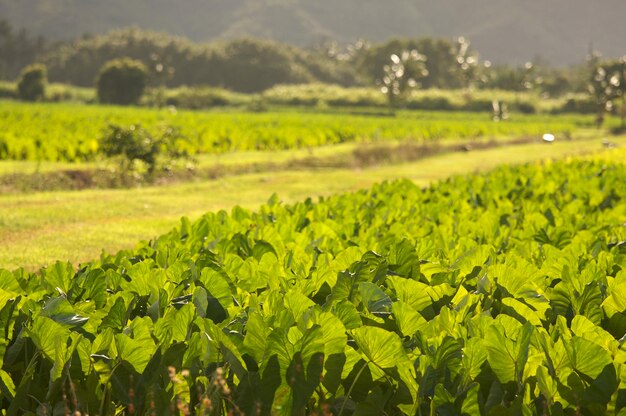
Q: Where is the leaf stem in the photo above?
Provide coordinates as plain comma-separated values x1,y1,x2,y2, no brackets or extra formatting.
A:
338,361,368,416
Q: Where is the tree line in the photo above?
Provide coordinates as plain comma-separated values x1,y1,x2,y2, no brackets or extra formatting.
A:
1,20,610,97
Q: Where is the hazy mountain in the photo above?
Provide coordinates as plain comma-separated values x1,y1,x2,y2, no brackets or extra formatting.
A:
1,0,624,65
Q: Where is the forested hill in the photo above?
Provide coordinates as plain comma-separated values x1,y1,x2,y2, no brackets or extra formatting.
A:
1,0,625,65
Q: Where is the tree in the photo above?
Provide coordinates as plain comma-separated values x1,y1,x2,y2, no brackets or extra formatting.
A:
357,38,464,89
455,37,477,89
589,58,626,129
0,19,47,80
17,64,47,101
377,50,427,109
96,58,148,105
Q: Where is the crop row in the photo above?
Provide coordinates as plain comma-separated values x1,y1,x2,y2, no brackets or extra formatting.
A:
0,149,625,414
0,102,588,162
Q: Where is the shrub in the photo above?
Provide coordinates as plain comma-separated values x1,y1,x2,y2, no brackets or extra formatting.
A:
96,58,148,105
99,124,194,179
17,64,47,101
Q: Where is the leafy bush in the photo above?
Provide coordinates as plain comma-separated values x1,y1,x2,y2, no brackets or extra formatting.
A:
96,58,148,105
17,64,47,101
99,124,193,178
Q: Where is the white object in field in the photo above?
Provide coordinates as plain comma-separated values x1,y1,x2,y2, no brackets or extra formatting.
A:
542,133,555,142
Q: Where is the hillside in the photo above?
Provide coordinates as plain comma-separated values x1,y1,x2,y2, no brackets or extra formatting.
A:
1,0,625,65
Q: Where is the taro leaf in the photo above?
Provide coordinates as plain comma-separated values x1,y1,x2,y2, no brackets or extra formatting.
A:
0,269,22,293
39,296,89,328
28,316,71,362
180,215,192,240
388,239,420,278
358,282,392,313
451,245,492,279
192,286,227,323
202,319,247,380
332,300,362,330
50,332,82,382
536,365,559,406
243,311,271,362
79,268,107,308
501,297,542,326
91,327,115,356
461,338,488,385
460,382,481,416
288,351,325,415
75,337,92,376
40,261,74,295
182,332,211,369
259,355,282,413
313,246,363,290
258,252,284,290
387,276,431,312
432,384,455,415
602,282,626,318
301,308,347,357
239,257,272,292
198,267,233,309
271,325,325,415
298,325,325,370
323,353,346,395
485,321,533,385
433,337,463,376
147,288,168,321
420,337,463,398
392,301,427,338
253,240,278,261
284,291,315,322
123,261,166,298
153,303,195,345
114,333,155,374
0,369,15,400
0,294,21,340
564,336,613,380
28,316,82,382
100,296,128,331
570,315,618,355
352,326,405,369
331,265,370,305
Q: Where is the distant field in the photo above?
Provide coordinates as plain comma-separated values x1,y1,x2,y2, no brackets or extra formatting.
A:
0,101,594,162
